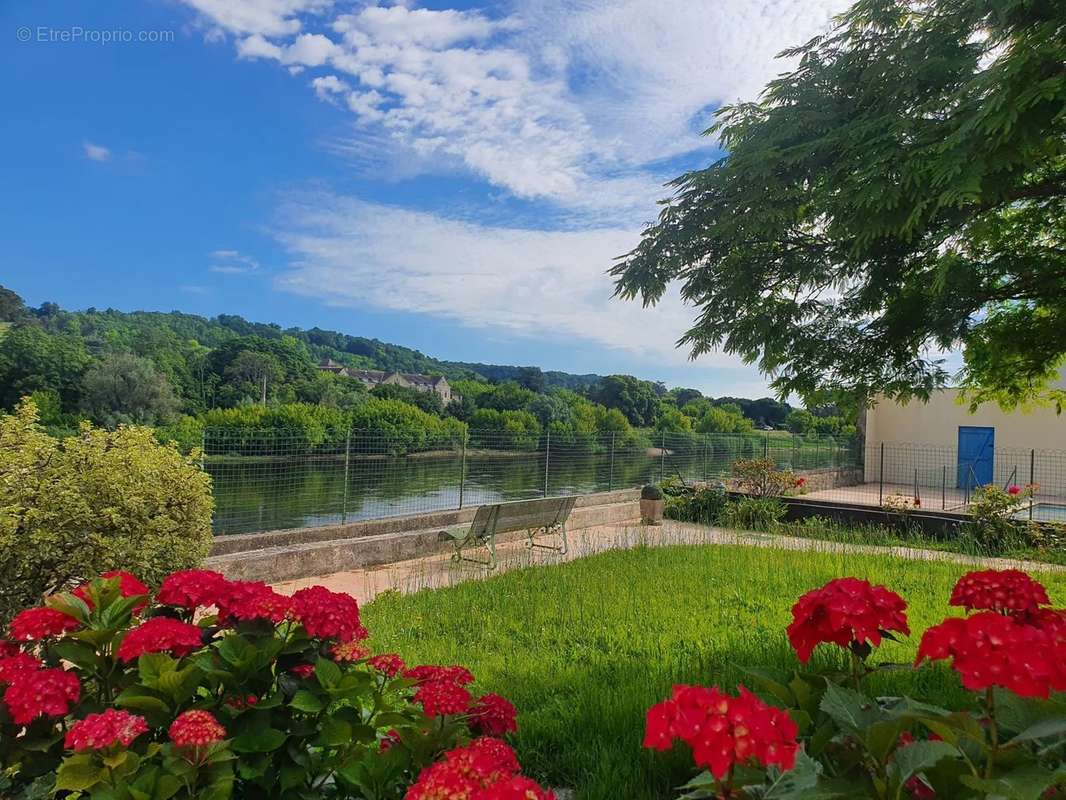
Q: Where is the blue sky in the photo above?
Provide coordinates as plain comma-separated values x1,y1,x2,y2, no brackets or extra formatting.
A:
2,0,847,396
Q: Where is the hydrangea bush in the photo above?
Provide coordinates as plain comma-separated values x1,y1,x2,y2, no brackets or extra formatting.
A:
0,570,551,800
645,569,1066,799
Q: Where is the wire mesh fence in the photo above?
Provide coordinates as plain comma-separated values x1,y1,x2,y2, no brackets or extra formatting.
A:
204,428,860,535
793,441,1066,518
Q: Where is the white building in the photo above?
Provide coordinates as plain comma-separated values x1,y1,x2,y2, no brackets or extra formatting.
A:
863,389,1066,498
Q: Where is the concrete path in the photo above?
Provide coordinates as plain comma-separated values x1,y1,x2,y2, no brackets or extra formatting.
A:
270,520,1064,602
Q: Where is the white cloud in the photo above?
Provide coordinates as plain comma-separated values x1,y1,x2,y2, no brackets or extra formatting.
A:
83,141,111,162
182,0,333,38
272,192,751,370
177,0,847,218
209,249,260,274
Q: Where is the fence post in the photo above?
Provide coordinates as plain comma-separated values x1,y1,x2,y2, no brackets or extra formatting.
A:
763,435,769,460
1030,448,1035,521
878,442,885,506
458,436,467,510
941,465,946,510
660,431,666,483
609,432,615,491
543,428,551,498
199,429,206,472
341,428,351,524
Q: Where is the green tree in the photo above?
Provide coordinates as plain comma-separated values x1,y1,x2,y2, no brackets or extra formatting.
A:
785,409,817,435
81,352,181,427
0,285,29,323
371,382,444,415
0,324,91,411
224,350,283,404
612,0,1066,408
589,375,661,427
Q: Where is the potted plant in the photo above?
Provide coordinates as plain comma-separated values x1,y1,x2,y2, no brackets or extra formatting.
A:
640,484,665,525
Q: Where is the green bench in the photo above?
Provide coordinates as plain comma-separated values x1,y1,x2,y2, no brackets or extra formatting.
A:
443,496,577,569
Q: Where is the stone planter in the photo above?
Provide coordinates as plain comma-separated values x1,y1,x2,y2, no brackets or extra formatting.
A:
640,498,664,526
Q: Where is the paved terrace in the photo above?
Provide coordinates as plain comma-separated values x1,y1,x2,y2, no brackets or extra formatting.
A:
269,519,1064,603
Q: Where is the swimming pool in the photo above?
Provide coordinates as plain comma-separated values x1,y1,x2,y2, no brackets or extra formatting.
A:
1015,502,1066,523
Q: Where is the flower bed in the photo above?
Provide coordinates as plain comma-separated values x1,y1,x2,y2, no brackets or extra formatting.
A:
0,570,552,799
644,568,1066,798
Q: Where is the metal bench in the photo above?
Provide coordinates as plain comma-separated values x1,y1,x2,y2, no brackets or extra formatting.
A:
443,496,577,569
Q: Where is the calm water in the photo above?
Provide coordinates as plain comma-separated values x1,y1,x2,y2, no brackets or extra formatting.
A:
207,437,855,535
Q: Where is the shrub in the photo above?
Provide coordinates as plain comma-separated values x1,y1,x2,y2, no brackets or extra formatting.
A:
966,483,1036,549
0,399,213,624
646,568,1066,799
731,457,795,498
664,487,728,524
720,497,786,531
0,571,548,799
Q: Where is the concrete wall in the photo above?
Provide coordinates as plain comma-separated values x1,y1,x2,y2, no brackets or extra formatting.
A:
208,489,641,583
864,391,1066,493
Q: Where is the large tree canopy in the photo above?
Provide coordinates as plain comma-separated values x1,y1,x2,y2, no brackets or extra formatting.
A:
612,0,1066,408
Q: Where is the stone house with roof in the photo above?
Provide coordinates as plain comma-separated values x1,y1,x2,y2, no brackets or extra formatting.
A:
316,359,457,404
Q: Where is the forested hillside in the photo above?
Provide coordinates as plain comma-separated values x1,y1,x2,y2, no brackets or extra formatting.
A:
0,285,854,451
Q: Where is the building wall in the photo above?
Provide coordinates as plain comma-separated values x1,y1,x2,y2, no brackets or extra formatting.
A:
864,391,1066,494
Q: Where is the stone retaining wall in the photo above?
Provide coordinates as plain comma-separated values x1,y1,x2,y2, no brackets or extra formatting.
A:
794,465,864,493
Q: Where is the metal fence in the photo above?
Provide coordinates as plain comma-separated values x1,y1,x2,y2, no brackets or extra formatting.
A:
781,441,1066,519
205,428,860,535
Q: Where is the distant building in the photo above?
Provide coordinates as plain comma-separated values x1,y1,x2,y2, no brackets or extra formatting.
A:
316,359,457,404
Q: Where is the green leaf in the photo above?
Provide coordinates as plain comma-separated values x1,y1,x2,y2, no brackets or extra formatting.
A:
961,764,1066,800
315,657,342,689
314,717,353,747
1007,717,1066,745
45,592,90,624
741,667,795,706
50,638,101,671
819,682,881,734
764,750,851,799
54,757,108,792
114,686,172,723
289,689,325,713
889,741,958,787
231,727,286,753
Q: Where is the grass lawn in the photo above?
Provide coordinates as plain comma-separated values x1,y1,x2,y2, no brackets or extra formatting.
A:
361,543,1066,800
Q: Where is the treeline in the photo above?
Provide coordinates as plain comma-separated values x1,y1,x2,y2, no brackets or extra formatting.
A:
0,286,856,456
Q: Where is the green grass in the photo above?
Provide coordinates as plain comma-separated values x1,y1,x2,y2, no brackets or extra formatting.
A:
777,515,1066,567
361,543,1066,800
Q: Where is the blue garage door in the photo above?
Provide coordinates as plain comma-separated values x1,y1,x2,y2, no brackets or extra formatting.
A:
958,426,994,490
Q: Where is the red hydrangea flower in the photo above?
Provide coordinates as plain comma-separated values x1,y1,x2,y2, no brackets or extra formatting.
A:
331,640,370,662
9,607,80,641
1007,485,1021,495
379,728,402,752
416,679,472,717
216,581,291,624
116,617,204,662
643,684,799,780
916,611,1066,697
0,639,20,658
469,693,518,737
169,710,226,747
65,709,149,751
368,653,406,677
949,569,1050,615
787,577,909,663
157,569,229,610
455,738,522,777
405,665,475,686
73,570,150,611
290,663,315,678
290,585,367,642
3,668,80,725
473,777,556,800
404,761,480,800
0,653,41,684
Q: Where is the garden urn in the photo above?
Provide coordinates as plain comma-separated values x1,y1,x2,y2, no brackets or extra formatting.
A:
640,484,664,525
